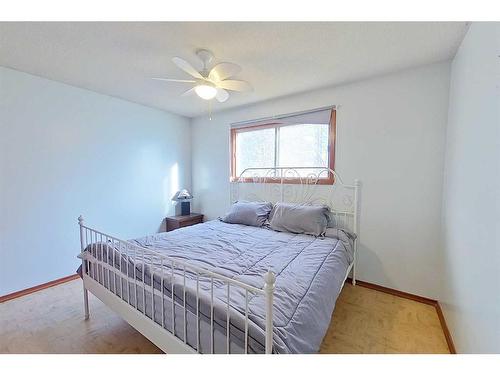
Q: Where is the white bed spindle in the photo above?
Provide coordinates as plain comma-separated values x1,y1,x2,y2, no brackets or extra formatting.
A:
118,240,122,296
100,234,104,286
244,290,249,354
78,216,89,320
196,272,200,352
264,270,276,354
90,231,95,280
94,232,98,282
151,255,155,320
134,246,138,310
183,266,187,343
352,179,360,286
226,283,230,354
142,248,146,314
160,259,165,329
171,260,175,335
126,243,130,304
210,276,214,354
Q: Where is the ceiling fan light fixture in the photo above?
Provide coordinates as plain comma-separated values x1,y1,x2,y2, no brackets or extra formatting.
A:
153,50,251,107
194,84,217,100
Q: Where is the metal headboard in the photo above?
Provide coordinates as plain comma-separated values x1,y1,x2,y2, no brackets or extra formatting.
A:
230,167,360,236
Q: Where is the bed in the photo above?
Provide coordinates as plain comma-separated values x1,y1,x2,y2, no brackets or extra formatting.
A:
77,167,361,354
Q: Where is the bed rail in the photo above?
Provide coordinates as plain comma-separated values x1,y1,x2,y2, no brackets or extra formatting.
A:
78,216,275,354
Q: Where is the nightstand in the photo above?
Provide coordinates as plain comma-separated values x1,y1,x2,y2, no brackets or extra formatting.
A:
165,213,204,232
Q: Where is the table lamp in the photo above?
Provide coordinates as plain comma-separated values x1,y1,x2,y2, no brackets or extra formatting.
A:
172,189,193,215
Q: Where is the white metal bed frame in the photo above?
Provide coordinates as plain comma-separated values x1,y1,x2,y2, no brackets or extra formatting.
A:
78,167,360,354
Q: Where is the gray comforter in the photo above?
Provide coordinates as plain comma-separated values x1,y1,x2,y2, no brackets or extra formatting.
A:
80,220,354,354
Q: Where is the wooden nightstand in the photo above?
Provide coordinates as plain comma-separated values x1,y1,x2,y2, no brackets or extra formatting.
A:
165,213,204,232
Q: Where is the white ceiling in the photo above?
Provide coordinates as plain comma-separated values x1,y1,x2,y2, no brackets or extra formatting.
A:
0,22,468,118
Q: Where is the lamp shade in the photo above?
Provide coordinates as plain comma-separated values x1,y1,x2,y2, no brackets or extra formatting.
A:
171,189,193,201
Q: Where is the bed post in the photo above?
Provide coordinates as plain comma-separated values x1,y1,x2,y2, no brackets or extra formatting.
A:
78,215,90,320
264,269,276,354
352,179,361,286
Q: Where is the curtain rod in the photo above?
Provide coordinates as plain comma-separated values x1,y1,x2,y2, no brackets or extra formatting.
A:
230,105,337,127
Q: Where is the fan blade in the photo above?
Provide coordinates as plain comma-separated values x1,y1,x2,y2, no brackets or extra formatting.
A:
216,88,229,103
217,79,253,92
152,78,196,83
172,57,203,79
181,87,196,97
208,62,242,82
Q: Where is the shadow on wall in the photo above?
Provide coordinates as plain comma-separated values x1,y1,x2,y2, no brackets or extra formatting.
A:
157,162,181,233
357,242,392,288
157,219,166,233
155,203,186,233
158,162,194,233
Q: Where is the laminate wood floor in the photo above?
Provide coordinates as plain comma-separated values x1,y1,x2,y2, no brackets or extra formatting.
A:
0,280,450,354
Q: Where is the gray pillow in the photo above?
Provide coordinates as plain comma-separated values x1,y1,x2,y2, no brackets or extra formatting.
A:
220,201,273,227
269,203,330,236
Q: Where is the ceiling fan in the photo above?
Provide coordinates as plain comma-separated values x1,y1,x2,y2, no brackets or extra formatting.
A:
152,49,252,103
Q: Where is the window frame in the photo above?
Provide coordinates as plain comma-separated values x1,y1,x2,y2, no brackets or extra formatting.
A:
230,109,336,185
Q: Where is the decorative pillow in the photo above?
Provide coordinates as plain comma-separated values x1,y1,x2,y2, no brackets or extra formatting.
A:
220,201,273,227
269,203,330,236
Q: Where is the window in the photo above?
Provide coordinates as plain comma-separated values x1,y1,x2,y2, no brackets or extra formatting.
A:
230,108,336,184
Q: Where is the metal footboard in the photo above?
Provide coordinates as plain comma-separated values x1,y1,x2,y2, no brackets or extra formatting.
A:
78,216,275,354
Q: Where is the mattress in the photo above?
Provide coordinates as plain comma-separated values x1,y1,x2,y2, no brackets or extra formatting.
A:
79,220,354,353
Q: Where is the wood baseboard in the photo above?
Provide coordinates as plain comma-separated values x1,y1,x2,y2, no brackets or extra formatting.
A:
0,274,80,303
346,277,437,306
347,277,456,354
435,302,457,354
